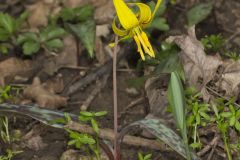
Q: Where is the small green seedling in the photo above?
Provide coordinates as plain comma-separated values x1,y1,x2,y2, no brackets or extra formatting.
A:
0,116,10,144
186,88,211,149
138,152,152,160
224,51,240,61
17,26,66,55
212,104,233,160
78,111,107,134
0,12,28,54
0,149,22,160
56,5,96,57
220,104,240,132
0,85,12,103
201,34,225,53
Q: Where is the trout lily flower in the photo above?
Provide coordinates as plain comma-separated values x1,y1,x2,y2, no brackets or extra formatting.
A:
111,0,162,60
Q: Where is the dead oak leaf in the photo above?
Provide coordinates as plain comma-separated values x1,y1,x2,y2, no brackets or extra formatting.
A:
0,57,34,86
219,60,240,96
26,0,60,28
42,36,78,75
23,77,67,109
167,27,223,100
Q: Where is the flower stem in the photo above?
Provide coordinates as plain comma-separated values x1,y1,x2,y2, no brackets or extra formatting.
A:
113,36,119,160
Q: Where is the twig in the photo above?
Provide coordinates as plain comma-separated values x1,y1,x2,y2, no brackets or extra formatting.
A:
206,86,240,108
65,46,126,96
113,36,119,160
80,74,109,111
65,121,171,152
197,134,220,157
118,97,145,118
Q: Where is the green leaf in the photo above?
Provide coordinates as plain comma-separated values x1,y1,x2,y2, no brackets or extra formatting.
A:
68,139,77,146
80,111,94,117
220,112,232,118
187,115,195,127
229,116,236,126
138,152,144,160
78,115,92,122
67,20,96,57
168,72,186,133
127,119,199,159
236,110,240,118
187,2,213,26
143,154,152,160
0,28,10,41
17,32,38,44
16,11,29,28
59,8,75,22
0,13,16,34
45,39,64,50
190,142,202,149
149,18,169,31
80,134,96,145
235,121,240,131
0,44,9,54
91,118,99,134
229,105,236,114
94,111,107,117
40,26,66,42
168,72,192,159
22,41,40,55
199,112,211,121
74,5,94,22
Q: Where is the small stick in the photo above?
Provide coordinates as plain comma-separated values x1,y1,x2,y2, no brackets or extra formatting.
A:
65,121,170,152
197,135,220,157
80,74,109,111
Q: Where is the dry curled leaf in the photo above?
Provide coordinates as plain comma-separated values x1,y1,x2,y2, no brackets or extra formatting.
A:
23,125,47,151
94,0,114,24
219,60,240,96
23,77,67,108
42,36,78,75
167,27,223,100
26,0,60,28
0,57,35,86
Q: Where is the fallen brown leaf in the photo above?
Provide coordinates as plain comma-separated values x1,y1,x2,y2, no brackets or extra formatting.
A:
23,77,67,108
94,0,115,24
26,0,60,28
0,57,36,86
167,27,223,100
42,36,78,75
218,60,240,96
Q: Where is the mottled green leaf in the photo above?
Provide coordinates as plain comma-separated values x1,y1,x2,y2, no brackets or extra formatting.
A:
187,2,213,26
127,119,199,159
67,20,96,57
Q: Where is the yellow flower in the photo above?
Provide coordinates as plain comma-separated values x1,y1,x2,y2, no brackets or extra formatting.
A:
111,0,162,60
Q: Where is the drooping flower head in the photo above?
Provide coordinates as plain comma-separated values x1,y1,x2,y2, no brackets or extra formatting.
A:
111,0,162,60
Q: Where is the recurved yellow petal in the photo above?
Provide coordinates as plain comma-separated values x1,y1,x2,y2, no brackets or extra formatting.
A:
112,17,128,36
134,3,152,25
113,0,139,30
